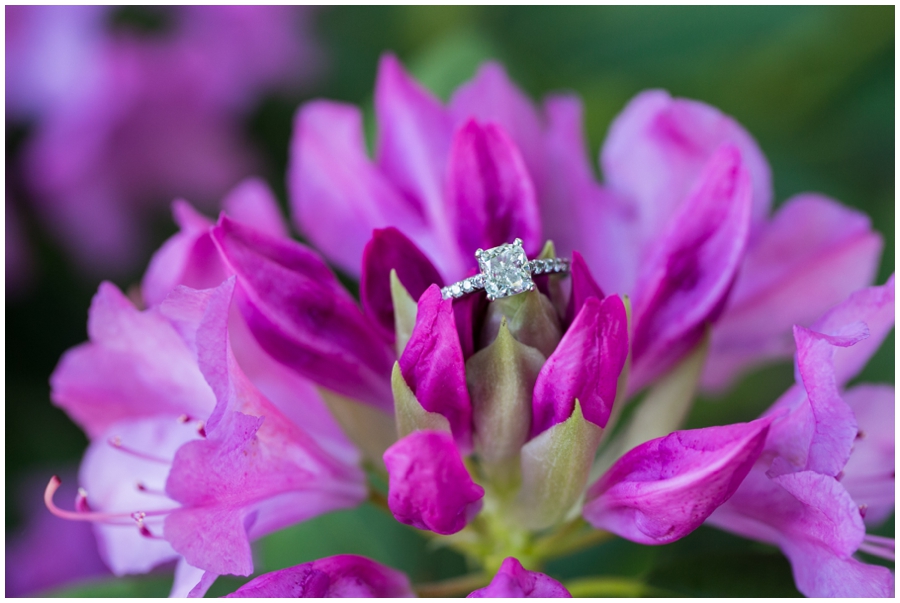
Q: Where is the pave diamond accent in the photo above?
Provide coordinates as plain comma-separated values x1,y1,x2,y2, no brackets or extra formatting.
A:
477,239,534,301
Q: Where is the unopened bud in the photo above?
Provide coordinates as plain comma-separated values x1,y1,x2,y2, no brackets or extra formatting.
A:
482,289,562,358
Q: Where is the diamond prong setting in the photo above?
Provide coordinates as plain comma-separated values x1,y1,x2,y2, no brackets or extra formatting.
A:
477,240,534,301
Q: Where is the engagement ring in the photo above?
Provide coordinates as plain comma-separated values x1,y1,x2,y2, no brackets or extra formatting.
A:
440,239,571,301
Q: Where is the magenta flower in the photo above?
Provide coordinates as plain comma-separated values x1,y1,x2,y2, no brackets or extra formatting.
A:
48,276,366,596
42,54,891,598
7,5,322,275
289,54,882,398
707,277,895,597
468,557,571,598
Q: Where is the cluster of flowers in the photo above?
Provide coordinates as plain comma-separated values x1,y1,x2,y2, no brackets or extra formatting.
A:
6,5,320,281
46,55,893,597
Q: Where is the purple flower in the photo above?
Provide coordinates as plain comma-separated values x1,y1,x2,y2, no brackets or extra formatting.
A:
468,557,571,598
47,277,366,595
223,555,416,598
706,277,895,597
7,6,322,275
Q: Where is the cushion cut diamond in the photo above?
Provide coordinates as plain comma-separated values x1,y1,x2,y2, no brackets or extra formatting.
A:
477,239,534,300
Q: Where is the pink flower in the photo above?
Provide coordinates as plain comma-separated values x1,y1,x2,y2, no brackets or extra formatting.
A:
468,557,571,598
7,6,322,276
47,276,366,595
289,54,882,399
706,277,895,597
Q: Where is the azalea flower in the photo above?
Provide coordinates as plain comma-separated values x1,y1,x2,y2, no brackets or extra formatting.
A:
6,5,322,276
706,277,895,597
42,55,891,598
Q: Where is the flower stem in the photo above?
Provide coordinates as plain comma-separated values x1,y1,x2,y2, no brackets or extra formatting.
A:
533,518,614,559
413,572,491,597
564,576,670,597
367,488,391,514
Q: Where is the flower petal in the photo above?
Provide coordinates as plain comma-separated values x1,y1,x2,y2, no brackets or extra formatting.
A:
80,417,197,575
399,285,473,449
703,194,883,391
383,430,484,535
220,177,288,240
447,120,542,260
541,95,639,295
374,54,454,257
468,557,571,598
361,227,444,343
781,537,894,598
531,295,628,437
630,144,753,391
840,384,895,526
50,282,216,437
811,275,895,387
601,89,771,248
224,555,415,598
288,99,426,277
584,418,770,545
449,62,545,191
211,215,395,411
565,250,606,328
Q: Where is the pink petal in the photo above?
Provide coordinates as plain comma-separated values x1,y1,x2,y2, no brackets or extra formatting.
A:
781,537,894,598
383,430,484,535
449,62,545,192
287,99,427,277
220,177,288,240
811,275,895,386
468,557,571,598
531,295,628,437
141,200,225,309
840,384,895,526
703,194,883,391
600,89,771,249
224,555,415,598
447,120,542,260
211,215,396,411
361,227,445,343
565,250,606,328
79,416,198,575
584,418,771,545
630,144,753,392
374,54,455,262
50,282,216,438
541,95,640,295
399,285,473,449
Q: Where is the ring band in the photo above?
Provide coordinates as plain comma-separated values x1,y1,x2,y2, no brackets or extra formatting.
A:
441,238,570,301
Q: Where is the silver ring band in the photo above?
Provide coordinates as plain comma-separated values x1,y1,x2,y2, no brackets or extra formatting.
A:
441,238,570,301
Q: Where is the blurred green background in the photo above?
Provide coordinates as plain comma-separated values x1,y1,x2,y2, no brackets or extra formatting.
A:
7,5,893,597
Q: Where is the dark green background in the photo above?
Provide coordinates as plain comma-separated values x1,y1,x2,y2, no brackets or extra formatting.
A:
6,6,894,597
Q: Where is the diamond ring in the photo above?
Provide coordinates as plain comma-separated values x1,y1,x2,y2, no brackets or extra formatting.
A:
440,238,571,301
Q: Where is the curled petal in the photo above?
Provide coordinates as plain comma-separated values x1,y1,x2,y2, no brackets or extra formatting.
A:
399,285,473,448
449,62,545,191
468,557,571,598
212,215,395,411
601,89,771,247
584,418,770,545
811,275,895,386
630,144,753,391
704,195,883,391
361,227,444,343
383,430,484,535
288,99,426,277
224,555,415,598
532,295,628,437
447,120,542,260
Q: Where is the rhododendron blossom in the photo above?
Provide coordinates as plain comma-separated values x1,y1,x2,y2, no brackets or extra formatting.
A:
42,55,892,598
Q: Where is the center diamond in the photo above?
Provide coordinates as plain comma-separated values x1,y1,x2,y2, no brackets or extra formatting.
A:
477,239,534,300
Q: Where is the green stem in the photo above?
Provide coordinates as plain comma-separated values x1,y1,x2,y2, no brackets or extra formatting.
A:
414,572,491,597
367,488,391,514
533,521,614,560
565,577,669,598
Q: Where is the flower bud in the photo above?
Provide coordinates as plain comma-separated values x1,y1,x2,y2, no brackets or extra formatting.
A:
481,289,562,358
